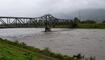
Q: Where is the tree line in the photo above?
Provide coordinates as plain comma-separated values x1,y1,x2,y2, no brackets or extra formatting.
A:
69,17,105,28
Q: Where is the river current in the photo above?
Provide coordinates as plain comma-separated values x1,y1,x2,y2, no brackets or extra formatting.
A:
0,28,105,60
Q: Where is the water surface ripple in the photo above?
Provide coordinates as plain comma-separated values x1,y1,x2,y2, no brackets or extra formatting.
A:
0,28,105,60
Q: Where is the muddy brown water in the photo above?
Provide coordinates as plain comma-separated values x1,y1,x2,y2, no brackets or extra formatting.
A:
0,28,105,60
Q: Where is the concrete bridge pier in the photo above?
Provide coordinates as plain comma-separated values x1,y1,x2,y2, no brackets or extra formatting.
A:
45,27,51,32
45,22,51,32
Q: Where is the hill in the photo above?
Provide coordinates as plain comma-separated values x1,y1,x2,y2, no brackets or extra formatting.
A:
55,8,105,22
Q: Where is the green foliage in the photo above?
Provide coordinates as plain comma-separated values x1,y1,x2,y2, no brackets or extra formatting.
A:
74,17,80,24
69,17,80,28
73,53,84,59
103,20,105,23
90,56,95,60
0,56,7,60
43,48,50,52
77,24,105,29
54,25,69,28
81,20,96,24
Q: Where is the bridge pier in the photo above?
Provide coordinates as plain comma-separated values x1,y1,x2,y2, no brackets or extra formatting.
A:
45,27,51,32
44,14,52,32
45,22,51,32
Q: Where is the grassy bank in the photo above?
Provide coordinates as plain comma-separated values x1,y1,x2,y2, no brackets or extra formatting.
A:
2,23,105,29
53,24,105,29
0,38,96,60
0,41,43,60
76,24,105,29
0,39,56,60
54,25,69,28
0,38,79,60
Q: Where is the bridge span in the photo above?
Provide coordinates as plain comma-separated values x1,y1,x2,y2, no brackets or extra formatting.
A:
0,14,72,31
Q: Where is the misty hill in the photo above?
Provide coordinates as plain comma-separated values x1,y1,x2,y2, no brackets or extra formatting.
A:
56,8,105,22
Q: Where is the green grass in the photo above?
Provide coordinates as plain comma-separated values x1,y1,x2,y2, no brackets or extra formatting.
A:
76,24,105,29
0,40,58,60
0,41,44,60
0,38,95,60
54,25,69,28
54,23,105,29
0,38,78,60
39,23,105,29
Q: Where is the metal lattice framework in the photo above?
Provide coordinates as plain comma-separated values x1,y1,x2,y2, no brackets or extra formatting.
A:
0,14,71,28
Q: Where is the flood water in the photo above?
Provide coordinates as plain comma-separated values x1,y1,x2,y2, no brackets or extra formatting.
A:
0,28,105,60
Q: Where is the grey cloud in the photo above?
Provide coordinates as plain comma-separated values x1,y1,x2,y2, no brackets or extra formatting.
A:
0,0,105,17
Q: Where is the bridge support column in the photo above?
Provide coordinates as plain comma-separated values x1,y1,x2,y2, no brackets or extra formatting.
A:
45,27,51,32
45,22,51,32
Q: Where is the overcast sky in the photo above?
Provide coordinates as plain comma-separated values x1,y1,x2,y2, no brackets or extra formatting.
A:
0,0,105,17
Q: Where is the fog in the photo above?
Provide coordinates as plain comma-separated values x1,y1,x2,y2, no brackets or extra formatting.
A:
0,0,105,17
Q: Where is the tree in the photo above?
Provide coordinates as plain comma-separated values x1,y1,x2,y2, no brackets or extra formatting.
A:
103,20,105,23
74,17,80,24
80,21,86,24
73,17,80,27
69,17,81,28
69,20,74,28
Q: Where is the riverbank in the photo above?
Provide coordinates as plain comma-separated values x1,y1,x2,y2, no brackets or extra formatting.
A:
0,23,105,29
76,24,105,29
54,23,105,29
0,42,43,60
0,38,78,60
0,38,57,60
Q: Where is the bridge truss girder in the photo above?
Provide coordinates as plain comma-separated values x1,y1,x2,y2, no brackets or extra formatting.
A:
0,14,72,28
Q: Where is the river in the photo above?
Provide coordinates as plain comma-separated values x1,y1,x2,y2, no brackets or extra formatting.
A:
0,28,105,60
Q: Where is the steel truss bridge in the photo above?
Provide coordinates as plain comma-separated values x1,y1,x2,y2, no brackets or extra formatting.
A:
0,14,72,28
